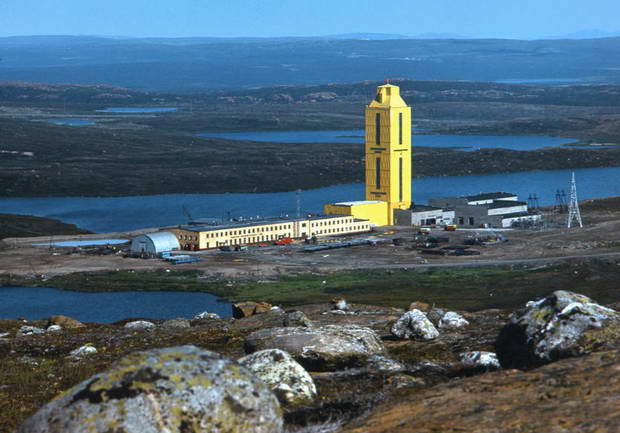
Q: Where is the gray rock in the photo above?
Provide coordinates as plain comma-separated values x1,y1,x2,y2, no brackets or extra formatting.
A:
124,320,156,330
496,290,620,369
17,325,45,337
239,349,317,407
69,345,97,359
426,308,446,326
193,311,221,320
161,318,191,329
245,325,385,371
391,309,439,340
438,311,469,329
284,311,313,327
458,351,501,370
46,325,62,333
366,355,406,373
18,346,282,433
331,297,349,311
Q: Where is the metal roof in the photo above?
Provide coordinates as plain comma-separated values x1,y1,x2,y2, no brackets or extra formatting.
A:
146,232,180,251
177,214,354,233
333,200,383,206
465,192,518,201
486,200,527,209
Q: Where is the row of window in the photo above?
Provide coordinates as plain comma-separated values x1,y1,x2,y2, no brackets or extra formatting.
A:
311,218,353,227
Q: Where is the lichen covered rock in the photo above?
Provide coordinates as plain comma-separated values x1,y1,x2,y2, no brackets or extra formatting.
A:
161,318,190,329
18,346,282,433
17,325,45,337
193,311,220,320
458,351,501,370
391,310,439,340
233,301,272,319
124,320,156,330
438,311,469,329
69,345,97,359
239,349,317,406
284,311,312,327
496,290,620,369
49,315,84,329
245,325,385,371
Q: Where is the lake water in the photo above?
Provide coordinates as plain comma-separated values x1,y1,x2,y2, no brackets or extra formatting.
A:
96,107,178,113
495,78,585,85
1,166,619,233
0,286,231,322
198,130,575,151
48,119,96,126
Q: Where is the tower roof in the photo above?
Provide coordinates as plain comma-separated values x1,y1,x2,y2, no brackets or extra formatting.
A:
368,84,408,108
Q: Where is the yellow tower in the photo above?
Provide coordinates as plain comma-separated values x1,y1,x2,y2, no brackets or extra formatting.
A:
365,84,412,224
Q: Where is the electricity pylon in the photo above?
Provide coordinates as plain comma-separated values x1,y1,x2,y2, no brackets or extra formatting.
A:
567,172,583,228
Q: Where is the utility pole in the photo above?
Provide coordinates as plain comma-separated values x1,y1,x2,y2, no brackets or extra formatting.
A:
296,189,301,218
567,172,583,228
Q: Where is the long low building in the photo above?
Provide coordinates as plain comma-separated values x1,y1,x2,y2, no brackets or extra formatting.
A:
167,215,371,250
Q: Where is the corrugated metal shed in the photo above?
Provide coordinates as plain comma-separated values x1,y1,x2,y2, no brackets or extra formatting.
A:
131,232,180,254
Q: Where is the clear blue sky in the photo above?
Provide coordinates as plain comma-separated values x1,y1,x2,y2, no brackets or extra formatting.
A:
1,0,618,39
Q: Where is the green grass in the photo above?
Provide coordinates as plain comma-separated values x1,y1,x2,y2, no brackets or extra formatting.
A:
6,260,620,312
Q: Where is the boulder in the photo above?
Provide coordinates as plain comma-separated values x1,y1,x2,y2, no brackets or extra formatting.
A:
46,325,62,333
17,326,45,337
49,315,84,329
426,308,446,326
239,349,317,407
283,311,312,327
408,301,431,312
193,311,221,320
18,346,282,433
458,351,500,370
161,318,191,329
233,301,273,319
124,320,156,330
245,325,385,371
496,290,620,369
365,355,406,373
331,297,349,311
391,310,439,340
69,345,97,359
438,312,469,329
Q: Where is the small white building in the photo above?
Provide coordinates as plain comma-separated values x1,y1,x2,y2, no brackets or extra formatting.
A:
131,232,180,255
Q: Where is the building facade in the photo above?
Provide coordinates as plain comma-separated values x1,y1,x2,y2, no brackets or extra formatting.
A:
167,215,371,250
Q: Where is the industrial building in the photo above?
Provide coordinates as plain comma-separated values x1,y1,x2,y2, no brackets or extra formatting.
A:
325,84,412,226
424,192,541,228
131,232,180,255
167,215,371,250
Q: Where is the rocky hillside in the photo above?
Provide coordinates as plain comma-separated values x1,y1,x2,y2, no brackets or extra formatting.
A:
2,291,620,432
0,214,91,239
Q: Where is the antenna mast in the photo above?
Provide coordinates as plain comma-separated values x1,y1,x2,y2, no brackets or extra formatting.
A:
296,189,301,218
567,172,583,228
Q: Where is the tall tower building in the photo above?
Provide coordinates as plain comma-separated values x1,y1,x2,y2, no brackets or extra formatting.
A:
324,83,413,226
364,84,412,224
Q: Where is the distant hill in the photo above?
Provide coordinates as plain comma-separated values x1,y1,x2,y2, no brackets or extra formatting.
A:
0,36,619,91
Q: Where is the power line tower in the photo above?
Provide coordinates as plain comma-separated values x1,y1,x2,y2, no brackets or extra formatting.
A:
527,193,539,210
567,172,583,228
554,189,567,213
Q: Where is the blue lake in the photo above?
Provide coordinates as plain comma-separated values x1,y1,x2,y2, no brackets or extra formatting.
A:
495,78,585,85
198,130,576,151
48,119,95,126
1,166,619,233
0,286,231,322
96,107,178,113
32,239,128,247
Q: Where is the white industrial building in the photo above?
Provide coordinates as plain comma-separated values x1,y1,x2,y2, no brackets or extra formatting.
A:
131,232,180,255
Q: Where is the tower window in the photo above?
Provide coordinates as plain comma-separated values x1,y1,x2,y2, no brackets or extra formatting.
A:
399,112,403,145
399,157,403,202
375,113,381,145
376,157,381,189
